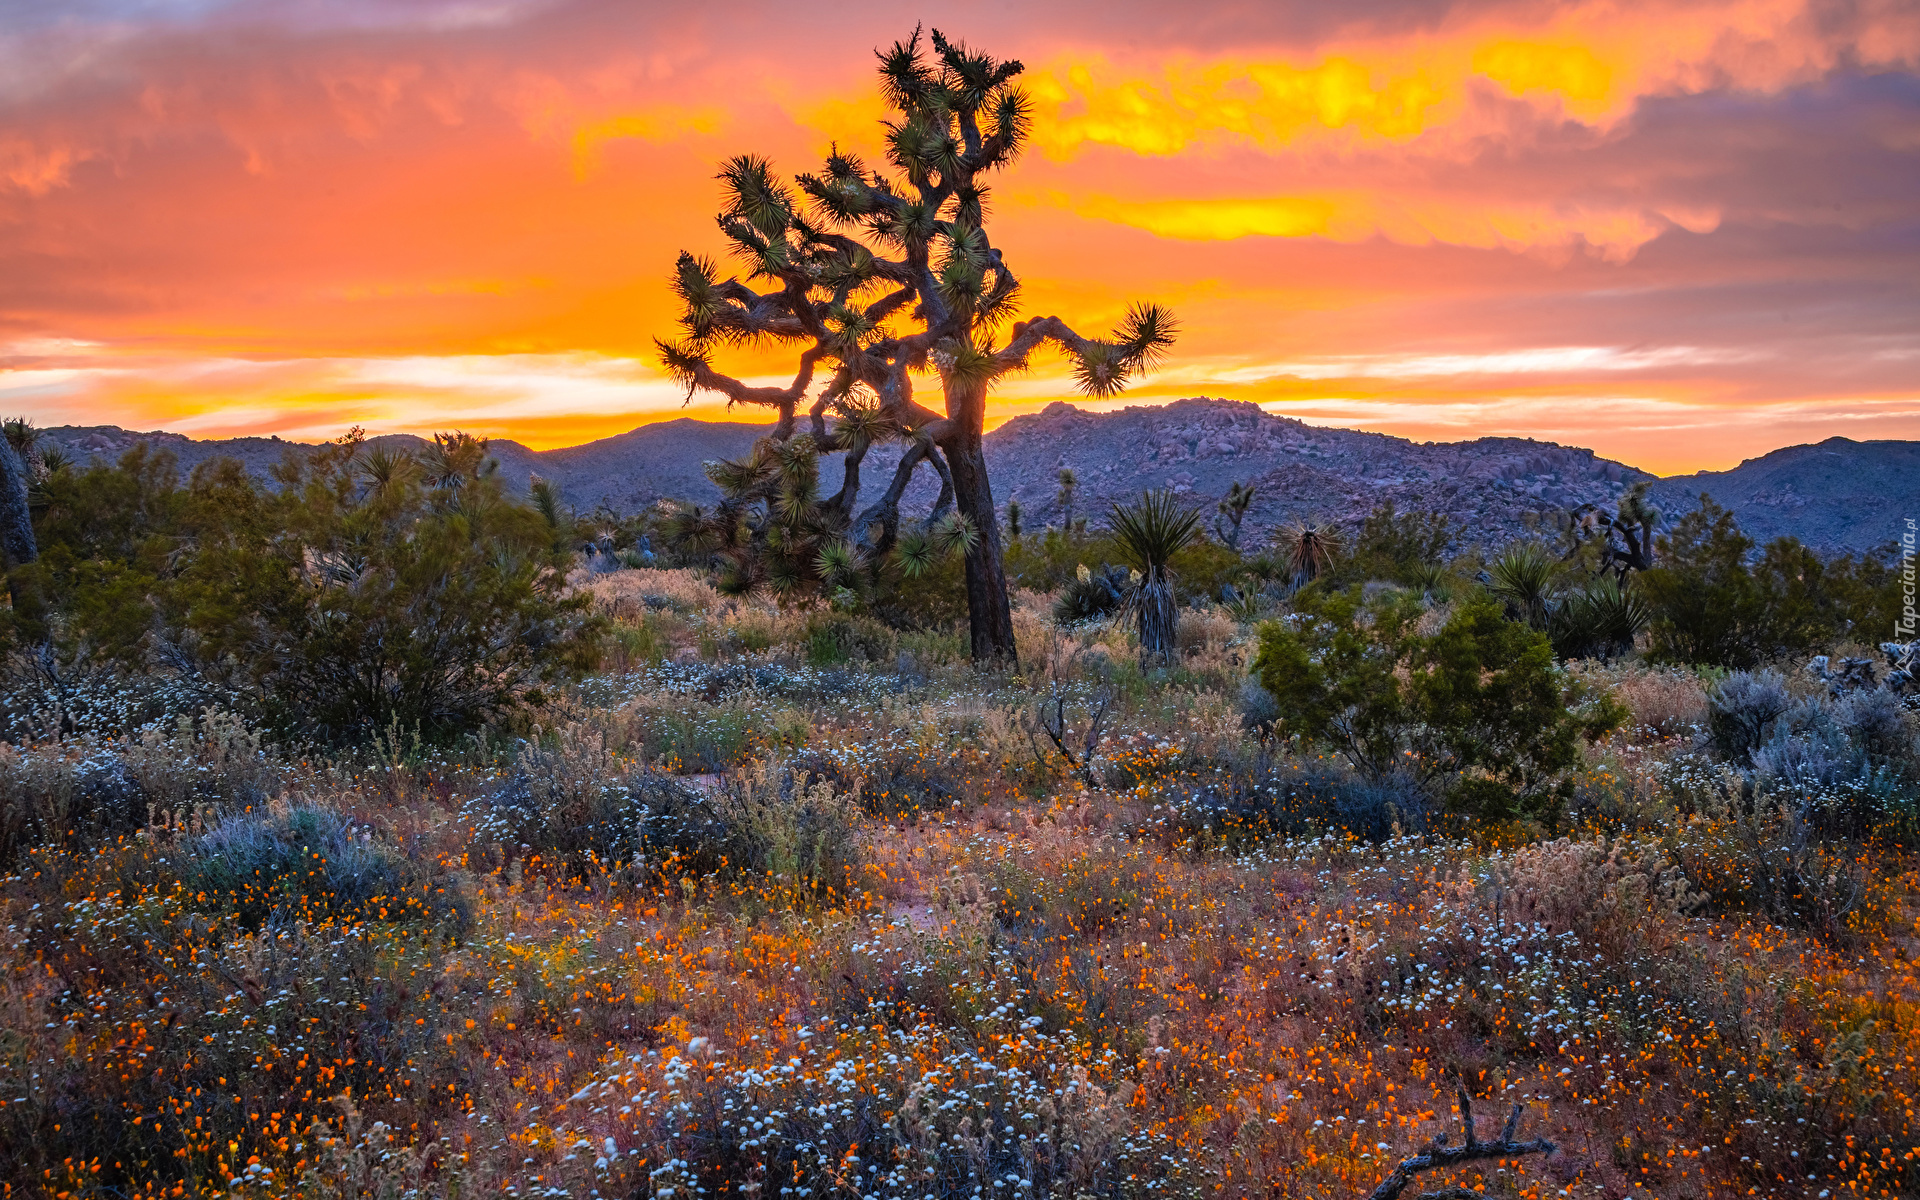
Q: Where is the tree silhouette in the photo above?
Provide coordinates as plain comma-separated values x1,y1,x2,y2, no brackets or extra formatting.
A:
654,27,1176,664
1213,479,1254,551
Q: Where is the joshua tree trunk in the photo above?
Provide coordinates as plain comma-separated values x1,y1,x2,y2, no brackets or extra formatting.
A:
1138,567,1177,664
0,436,40,617
941,391,1018,665
0,436,36,554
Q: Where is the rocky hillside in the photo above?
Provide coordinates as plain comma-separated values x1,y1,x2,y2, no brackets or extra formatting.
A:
44,400,1915,554
1647,437,1920,555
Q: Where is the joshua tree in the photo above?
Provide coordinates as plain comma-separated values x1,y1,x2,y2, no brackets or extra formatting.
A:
1055,467,1077,534
1569,482,1659,578
654,27,1176,664
1214,480,1254,551
1110,490,1201,664
1005,499,1023,541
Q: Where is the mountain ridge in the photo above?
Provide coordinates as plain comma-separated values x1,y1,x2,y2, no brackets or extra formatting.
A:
42,401,1916,554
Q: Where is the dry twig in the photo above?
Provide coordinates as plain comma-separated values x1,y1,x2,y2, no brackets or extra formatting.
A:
1362,1085,1556,1200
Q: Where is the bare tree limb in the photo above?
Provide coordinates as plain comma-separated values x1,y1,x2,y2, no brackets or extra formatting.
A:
1361,1086,1555,1200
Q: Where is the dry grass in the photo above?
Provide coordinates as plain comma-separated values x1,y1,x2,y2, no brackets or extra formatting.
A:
1574,661,1711,740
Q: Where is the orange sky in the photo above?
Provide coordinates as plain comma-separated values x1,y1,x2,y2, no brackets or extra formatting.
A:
3,0,1918,474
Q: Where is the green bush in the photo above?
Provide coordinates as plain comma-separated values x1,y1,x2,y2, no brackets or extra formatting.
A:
1639,494,1892,668
1251,588,1623,826
17,432,601,745
801,610,896,665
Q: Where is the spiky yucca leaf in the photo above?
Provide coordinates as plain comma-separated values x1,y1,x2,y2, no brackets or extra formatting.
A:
934,339,1001,391
655,337,712,394
892,528,937,578
765,559,804,596
1108,490,1202,573
360,446,416,494
528,476,566,531
1071,341,1128,399
718,154,793,239
1276,519,1341,587
1489,543,1561,631
671,253,723,340
1114,302,1179,372
876,28,934,111
814,539,859,585
705,453,769,497
989,85,1032,150
714,559,756,596
932,512,979,556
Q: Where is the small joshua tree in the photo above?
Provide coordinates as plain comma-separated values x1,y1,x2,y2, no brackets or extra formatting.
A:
1056,467,1078,534
1568,481,1659,578
1214,480,1254,551
654,27,1176,664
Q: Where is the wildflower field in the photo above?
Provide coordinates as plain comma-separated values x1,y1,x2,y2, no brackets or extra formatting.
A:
2,569,1916,1200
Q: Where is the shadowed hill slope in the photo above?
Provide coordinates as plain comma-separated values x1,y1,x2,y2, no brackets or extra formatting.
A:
43,401,1915,553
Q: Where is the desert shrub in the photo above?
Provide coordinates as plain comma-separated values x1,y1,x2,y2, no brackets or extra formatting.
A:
623,692,809,771
1132,756,1429,849
1705,669,1792,762
1252,589,1623,826
1052,564,1131,623
1600,664,1709,739
1174,605,1236,652
1640,497,1884,668
0,713,278,866
706,759,865,906
470,727,725,880
790,736,967,819
987,842,1148,940
1835,686,1919,764
1164,532,1246,602
23,433,601,745
604,617,671,670
0,743,150,866
1658,757,1882,936
1237,675,1280,736
801,610,896,665
471,739,860,903
1006,527,1117,593
1316,499,1457,588
190,803,468,933
3,883,479,1198
614,1020,1197,1199
1746,690,1920,842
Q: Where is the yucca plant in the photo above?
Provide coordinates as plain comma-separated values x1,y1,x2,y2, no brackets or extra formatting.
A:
1276,518,1340,591
1550,574,1651,660
1109,490,1202,664
652,26,1177,663
1487,543,1561,631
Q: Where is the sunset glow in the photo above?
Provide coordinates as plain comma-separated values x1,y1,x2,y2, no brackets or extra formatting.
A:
3,0,1917,473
